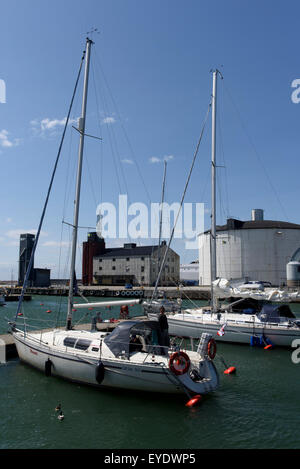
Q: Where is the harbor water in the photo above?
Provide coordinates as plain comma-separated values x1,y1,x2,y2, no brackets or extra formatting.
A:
0,296,299,449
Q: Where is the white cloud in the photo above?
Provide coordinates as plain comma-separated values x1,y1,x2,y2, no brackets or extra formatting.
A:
149,155,174,164
30,117,78,135
163,155,174,162
121,159,134,165
149,157,161,164
42,241,70,247
40,118,76,131
102,116,116,124
0,129,20,148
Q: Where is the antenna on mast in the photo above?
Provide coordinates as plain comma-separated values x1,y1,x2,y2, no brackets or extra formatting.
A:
86,27,100,40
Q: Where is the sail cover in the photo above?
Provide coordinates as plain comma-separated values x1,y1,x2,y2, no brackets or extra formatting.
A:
257,304,295,322
104,320,162,357
213,278,300,303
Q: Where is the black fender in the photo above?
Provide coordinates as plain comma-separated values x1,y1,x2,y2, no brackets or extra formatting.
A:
45,358,52,377
95,361,105,384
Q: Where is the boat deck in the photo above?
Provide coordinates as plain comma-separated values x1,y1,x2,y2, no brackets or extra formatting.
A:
0,316,148,360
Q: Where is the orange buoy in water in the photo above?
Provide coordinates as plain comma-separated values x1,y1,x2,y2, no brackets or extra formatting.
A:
185,394,202,407
46,310,52,313
17,313,23,316
72,308,77,312
40,303,44,306
88,307,93,310
224,366,236,375
264,344,273,350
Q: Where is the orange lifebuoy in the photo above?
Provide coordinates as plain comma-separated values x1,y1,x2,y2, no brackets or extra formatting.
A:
207,338,217,360
169,351,190,375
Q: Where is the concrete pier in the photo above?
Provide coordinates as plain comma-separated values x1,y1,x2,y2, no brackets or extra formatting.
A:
2,285,211,300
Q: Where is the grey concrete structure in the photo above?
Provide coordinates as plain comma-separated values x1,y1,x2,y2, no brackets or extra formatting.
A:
18,233,35,286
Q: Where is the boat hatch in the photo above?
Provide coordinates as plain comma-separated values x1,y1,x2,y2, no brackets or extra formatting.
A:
63,337,77,348
63,337,92,350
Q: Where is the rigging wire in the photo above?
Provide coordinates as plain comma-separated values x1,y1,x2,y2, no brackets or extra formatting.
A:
13,48,86,324
93,48,153,204
151,100,212,302
90,60,104,211
217,103,230,222
218,82,231,220
90,53,150,249
222,80,289,221
55,82,82,320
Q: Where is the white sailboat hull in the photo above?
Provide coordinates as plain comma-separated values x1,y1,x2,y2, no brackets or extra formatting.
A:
165,314,300,347
13,330,219,395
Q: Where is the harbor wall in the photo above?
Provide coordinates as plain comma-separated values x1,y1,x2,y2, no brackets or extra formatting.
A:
3,286,211,300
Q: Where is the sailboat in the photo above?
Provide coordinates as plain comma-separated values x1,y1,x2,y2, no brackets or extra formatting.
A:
146,70,300,348
9,38,219,399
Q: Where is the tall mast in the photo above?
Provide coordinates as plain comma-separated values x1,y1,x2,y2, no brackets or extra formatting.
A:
158,160,167,248
66,37,93,330
210,70,218,311
154,160,167,299
158,160,167,249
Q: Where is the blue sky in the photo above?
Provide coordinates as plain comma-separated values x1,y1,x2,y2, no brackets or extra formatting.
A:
1,0,300,280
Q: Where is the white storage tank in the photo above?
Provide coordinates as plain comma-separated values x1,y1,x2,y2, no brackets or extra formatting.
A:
286,261,300,288
251,209,264,221
198,209,300,287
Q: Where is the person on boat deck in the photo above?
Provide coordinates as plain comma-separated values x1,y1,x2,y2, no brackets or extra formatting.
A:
129,334,143,353
158,306,170,354
91,312,102,331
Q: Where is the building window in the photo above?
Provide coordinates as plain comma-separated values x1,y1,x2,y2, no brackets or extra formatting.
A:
126,257,130,261
141,257,144,261
99,267,102,271
99,259,102,262
112,266,116,270
112,258,116,262
141,266,144,272
141,276,144,281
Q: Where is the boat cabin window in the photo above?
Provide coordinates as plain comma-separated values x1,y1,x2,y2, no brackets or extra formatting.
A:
63,337,77,348
92,347,99,352
75,339,92,351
